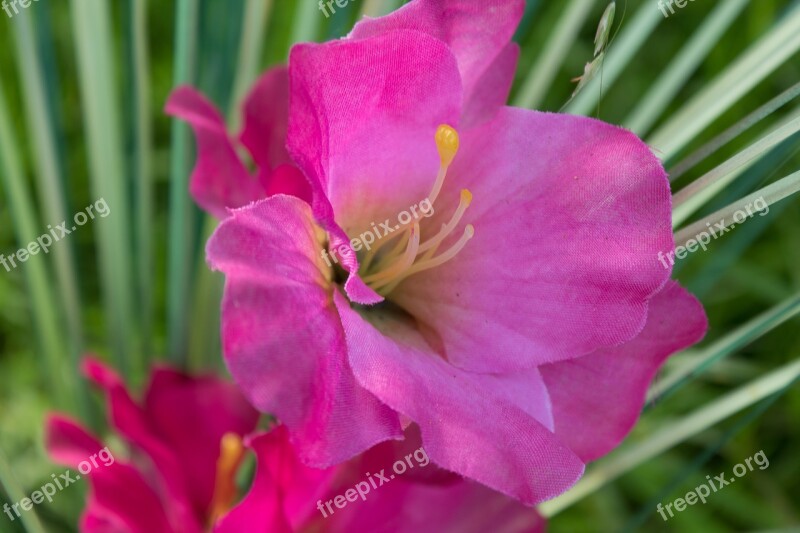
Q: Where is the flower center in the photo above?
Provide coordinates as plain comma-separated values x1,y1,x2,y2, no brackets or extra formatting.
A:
359,125,474,296
208,433,245,527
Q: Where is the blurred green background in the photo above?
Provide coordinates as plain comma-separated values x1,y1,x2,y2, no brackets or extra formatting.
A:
0,0,798,531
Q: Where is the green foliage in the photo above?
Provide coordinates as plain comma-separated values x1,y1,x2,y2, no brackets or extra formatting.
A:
0,0,798,531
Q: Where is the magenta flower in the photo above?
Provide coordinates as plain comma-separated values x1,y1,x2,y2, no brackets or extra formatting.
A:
46,357,260,532
173,0,708,506
46,358,539,532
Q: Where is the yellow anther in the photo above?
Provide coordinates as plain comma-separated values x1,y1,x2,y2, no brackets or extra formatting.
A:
435,124,459,167
208,433,246,526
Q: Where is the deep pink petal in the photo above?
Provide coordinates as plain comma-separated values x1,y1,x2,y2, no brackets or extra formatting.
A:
206,196,402,467
82,358,203,532
165,86,264,218
215,426,337,533
45,416,175,533
261,164,312,204
240,66,292,170
540,281,708,461
143,367,260,518
287,31,462,304
394,107,674,372
333,291,584,505
350,0,524,117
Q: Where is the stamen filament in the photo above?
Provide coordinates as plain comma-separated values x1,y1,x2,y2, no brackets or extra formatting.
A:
377,225,474,294
418,189,472,254
361,223,420,284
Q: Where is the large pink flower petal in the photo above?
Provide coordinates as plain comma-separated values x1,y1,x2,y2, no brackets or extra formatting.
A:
206,195,402,467
288,32,462,231
45,416,175,533
540,281,708,461
333,291,584,505
304,424,544,532
165,86,264,218
327,478,545,533
394,107,674,372
350,0,524,117
287,31,462,304
143,367,260,519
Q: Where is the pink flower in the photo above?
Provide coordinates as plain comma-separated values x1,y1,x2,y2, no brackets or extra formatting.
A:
46,358,540,532
175,0,708,506
165,67,311,219
45,357,260,532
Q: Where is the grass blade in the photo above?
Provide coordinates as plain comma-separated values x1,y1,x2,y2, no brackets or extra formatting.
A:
540,357,800,517
623,0,747,135
167,0,200,365
0,445,47,533
290,0,324,45
647,3,800,162
565,2,663,116
512,0,595,110
669,80,800,181
71,0,138,379
647,293,800,404
674,169,800,248
0,73,72,410
128,0,155,360
672,111,800,226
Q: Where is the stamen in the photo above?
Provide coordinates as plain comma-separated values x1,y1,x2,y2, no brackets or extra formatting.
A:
356,125,473,295
418,189,472,254
208,433,246,526
428,125,460,206
361,223,420,285
377,225,474,295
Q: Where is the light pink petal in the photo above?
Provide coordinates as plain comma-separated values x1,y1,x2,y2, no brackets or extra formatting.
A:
333,290,584,505
206,195,402,467
540,281,708,461
287,31,462,304
326,478,545,533
165,86,264,218
239,66,292,170
395,107,674,372
82,358,203,532
305,424,544,532
467,367,554,432
462,43,519,128
45,416,175,533
143,367,260,518
350,0,524,115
